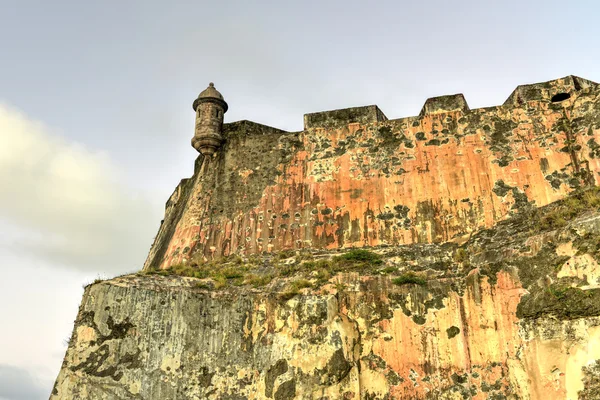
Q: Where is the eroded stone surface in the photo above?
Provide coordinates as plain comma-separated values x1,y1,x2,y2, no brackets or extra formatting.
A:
144,76,600,270
53,205,600,399
52,76,600,399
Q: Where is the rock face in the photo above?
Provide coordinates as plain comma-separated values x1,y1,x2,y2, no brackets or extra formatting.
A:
52,76,600,399
52,194,600,399
144,75,600,270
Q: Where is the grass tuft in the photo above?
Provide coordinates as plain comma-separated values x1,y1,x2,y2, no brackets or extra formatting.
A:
392,272,427,286
539,186,600,230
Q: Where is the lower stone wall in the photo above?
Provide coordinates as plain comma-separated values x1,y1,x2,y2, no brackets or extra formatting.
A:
52,272,600,399
55,193,600,399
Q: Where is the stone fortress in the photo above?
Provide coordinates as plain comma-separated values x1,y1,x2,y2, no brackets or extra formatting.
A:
145,76,600,270
52,76,600,399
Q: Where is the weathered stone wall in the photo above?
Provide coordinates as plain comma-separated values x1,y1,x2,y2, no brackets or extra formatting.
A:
144,76,600,270
52,203,600,399
53,76,600,399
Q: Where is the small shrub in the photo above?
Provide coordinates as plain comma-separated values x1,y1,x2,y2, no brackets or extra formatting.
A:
573,232,600,257
195,281,211,290
547,284,572,299
381,266,397,274
277,250,296,260
280,279,312,300
62,335,72,347
540,213,567,230
279,289,299,301
171,264,198,277
392,272,427,286
314,269,332,284
222,268,244,279
296,251,315,262
213,275,227,289
453,248,468,263
334,249,383,272
339,249,382,263
245,274,273,287
334,283,347,292
582,191,600,208
302,261,316,270
194,270,210,279
304,259,334,272
290,279,312,291
538,187,600,230
247,254,262,266
231,277,245,286
279,263,301,277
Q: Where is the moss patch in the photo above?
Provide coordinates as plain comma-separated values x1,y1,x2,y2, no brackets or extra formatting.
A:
392,272,427,286
446,326,461,339
517,285,600,320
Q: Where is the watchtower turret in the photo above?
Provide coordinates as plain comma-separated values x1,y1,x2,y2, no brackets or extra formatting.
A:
191,82,228,156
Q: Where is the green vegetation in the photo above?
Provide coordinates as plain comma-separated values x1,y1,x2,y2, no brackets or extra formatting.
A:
279,279,313,300
453,248,469,264
518,283,600,320
446,326,460,339
314,269,332,286
381,266,398,274
195,281,211,290
339,249,383,263
222,268,244,279
213,275,227,289
144,248,387,292
244,273,274,288
290,279,312,291
539,186,600,230
291,249,385,279
573,231,600,261
547,284,571,299
133,185,600,326
143,254,257,290
334,283,347,292
277,250,296,260
392,272,427,286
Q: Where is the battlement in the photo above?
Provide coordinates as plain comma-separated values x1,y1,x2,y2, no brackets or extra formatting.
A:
303,105,388,130
222,120,288,137
213,76,599,136
297,75,598,131
504,75,596,106
419,93,469,116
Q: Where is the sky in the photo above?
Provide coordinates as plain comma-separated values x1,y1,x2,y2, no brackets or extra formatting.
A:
0,0,599,398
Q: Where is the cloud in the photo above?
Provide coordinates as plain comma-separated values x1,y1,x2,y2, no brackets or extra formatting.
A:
0,364,48,400
0,103,159,273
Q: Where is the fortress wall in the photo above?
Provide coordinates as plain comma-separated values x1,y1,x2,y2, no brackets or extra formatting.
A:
144,85,600,270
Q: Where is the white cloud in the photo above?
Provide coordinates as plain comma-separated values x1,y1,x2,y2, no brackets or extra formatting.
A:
0,364,48,400
0,103,159,273
0,103,164,397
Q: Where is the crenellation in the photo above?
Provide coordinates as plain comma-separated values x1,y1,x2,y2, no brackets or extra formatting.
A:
303,105,388,130
418,93,470,116
222,119,289,138
503,75,597,106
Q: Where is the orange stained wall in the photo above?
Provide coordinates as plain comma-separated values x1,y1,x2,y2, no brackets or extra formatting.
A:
144,79,600,270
